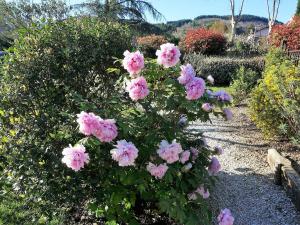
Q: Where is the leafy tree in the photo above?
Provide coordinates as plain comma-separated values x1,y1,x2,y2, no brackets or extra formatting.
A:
296,0,300,16
0,0,71,48
85,0,163,22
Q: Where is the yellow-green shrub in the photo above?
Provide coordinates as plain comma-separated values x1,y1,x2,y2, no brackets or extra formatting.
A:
250,49,300,143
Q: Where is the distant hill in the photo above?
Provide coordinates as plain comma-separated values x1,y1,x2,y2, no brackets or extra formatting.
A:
136,14,282,37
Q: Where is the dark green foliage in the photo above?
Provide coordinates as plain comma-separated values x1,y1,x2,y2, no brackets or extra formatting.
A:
184,53,264,85
0,17,132,222
296,0,300,16
231,66,261,104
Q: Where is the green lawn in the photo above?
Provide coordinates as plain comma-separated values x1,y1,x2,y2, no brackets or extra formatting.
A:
209,85,234,95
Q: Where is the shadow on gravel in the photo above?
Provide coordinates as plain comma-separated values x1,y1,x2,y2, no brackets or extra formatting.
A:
202,135,269,148
211,171,300,225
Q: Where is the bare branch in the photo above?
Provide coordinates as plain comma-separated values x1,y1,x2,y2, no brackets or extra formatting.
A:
274,0,281,22
237,0,245,22
267,0,271,20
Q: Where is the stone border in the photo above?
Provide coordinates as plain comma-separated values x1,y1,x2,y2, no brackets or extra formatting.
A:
267,149,300,211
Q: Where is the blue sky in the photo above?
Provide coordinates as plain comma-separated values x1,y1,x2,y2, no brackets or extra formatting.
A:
67,0,297,23
145,0,297,23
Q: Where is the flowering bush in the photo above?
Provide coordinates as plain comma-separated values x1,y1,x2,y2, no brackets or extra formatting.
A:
270,16,300,50
1,21,234,224
57,44,234,224
250,49,300,143
137,35,167,57
184,28,227,55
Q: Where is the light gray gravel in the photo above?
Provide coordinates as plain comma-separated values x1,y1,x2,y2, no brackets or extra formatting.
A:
191,106,300,225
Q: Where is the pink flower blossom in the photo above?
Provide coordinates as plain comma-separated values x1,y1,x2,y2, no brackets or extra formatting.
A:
76,112,100,136
223,108,233,121
202,103,213,112
178,64,196,85
62,144,89,171
190,147,199,161
214,146,224,155
126,76,149,101
156,43,181,68
214,90,232,102
196,185,210,199
94,119,118,142
111,140,139,167
207,75,214,84
218,209,234,225
208,157,221,176
122,50,144,77
146,162,168,179
185,77,206,100
157,140,183,164
180,150,191,164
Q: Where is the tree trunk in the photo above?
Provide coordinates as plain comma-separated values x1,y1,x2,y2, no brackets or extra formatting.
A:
268,20,274,35
230,19,236,42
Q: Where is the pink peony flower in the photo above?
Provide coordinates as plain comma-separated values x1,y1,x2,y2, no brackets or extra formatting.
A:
202,103,213,112
62,144,89,171
196,185,210,199
122,50,144,77
185,77,206,100
146,162,168,179
111,140,139,167
180,150,191,164
94,119,118,142
126,76,149,101
214,90,232,102
190,147,199,161
223,108,233,121
157,140,183,164
156,43,181,68
207,75,214,84
178,64,196,85
218,209,234,225
77,111,100,136
214,146,224,155
208,157,221,176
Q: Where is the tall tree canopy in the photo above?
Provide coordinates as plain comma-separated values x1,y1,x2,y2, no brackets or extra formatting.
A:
86,0,163,22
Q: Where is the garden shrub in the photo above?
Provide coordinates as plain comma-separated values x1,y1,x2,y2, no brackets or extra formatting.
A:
0,17,132,223
250,49,300,143
270,16,300,50
231,66,261,104
0,20,234,224
184,53,265,85
184,28,227,55
137,35,167,57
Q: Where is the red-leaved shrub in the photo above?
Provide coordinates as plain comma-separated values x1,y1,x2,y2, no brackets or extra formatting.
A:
184,28,227,55
270,16,300,50
137,35,167,57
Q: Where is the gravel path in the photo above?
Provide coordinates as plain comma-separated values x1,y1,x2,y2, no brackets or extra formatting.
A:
191,106,300,225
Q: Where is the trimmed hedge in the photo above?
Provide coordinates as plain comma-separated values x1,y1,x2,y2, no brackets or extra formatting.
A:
184,53,265,85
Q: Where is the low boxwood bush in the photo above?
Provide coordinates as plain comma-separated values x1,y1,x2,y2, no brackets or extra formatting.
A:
231,66,261,104
184,28,227,55
184,53,265,85
250,49,300,143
